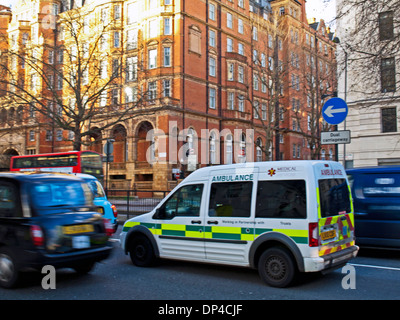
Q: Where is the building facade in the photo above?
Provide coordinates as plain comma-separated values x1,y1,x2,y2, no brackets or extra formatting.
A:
0,0,337,190
337,0,400,168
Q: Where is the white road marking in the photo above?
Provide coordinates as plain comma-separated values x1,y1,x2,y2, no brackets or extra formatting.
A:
349,263,400,272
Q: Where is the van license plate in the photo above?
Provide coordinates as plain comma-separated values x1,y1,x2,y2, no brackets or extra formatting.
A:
72,236,90,249
63,224,94,235
321,229,336,241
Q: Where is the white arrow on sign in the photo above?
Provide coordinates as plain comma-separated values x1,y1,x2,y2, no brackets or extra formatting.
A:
324,105,347,118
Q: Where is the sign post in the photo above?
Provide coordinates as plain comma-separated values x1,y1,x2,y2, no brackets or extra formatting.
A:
103,139,115,193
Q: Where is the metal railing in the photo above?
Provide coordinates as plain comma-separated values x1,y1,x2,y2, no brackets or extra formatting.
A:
106,189,169,221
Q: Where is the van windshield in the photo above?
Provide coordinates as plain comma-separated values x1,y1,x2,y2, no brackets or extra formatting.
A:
318,179,351,217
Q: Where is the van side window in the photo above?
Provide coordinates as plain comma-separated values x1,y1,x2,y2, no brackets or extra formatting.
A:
0,181,22,218
161,184,204,218
256,180,306,219
209,182,252,217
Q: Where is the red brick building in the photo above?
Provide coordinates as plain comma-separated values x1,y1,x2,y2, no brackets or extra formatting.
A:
0,0,337,191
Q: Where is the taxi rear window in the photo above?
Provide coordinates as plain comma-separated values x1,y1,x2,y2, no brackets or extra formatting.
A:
318,179,351,217
30,181,91,212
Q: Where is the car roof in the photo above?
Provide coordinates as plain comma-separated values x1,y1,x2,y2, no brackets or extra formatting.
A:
0,171,84,182
346,166,400,174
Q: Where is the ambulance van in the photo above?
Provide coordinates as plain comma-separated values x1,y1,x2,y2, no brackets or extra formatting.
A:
120,161,358,287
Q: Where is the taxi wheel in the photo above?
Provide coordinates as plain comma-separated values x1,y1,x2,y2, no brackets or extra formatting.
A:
0,248,19,289
258,247,296,288
129,235,156,267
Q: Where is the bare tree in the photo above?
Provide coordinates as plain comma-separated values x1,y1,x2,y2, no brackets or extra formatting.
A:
336,0,400,99
0,4,163,152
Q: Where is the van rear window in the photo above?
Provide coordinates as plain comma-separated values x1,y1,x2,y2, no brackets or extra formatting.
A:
318,179,351,217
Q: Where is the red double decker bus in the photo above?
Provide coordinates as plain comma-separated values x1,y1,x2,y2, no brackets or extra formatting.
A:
10,151,104,182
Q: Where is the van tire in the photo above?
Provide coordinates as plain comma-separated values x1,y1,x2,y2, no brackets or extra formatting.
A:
258,247,296,288
128,235,156,267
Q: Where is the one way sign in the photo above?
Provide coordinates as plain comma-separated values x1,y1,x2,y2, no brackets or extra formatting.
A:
322,97,348,125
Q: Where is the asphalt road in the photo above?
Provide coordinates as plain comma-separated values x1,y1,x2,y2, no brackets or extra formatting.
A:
2,226,400,301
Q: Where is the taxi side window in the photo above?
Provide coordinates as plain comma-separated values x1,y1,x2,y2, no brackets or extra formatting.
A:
0,181,22,218
209,182,252,217
158,184,204,219
256,180,306,219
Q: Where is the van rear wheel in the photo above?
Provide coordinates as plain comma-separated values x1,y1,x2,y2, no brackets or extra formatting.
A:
258,247,296,288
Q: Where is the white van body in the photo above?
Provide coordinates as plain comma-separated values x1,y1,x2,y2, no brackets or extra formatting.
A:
120,161,358,287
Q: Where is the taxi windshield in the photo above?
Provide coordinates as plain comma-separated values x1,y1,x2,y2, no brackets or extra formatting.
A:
30,180,91,210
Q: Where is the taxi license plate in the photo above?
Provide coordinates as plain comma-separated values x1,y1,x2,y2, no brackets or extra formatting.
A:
321,229,336,241
63,224,94,235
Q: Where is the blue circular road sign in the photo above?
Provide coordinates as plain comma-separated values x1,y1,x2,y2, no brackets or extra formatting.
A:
322,97,348,125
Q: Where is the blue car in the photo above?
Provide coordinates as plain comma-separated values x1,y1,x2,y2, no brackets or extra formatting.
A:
75,174,118,234
347,166,400,249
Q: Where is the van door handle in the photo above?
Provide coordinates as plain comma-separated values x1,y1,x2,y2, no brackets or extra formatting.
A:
207,220,218,225
191,220,202,224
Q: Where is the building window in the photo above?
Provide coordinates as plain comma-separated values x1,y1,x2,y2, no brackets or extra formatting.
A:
148,49,157,69
227,62,234,81
209,3,215,20
149,20,158,38
114,5,121,19
163,47,171,66
379,11,394,41
163,79,171,97
227,12,233,29
209,30,216,47
56,129,63,141
114,31,120,48
164,17,172,35
46,130,53,141
238,19,243,34
227,38,233,52
238,43,244,55
238,95,244,112
381,107,397,133
381,57,396,92
29,130,35,141
209,88,216,109
148,81,157,100
209,57,216,77
238,65,244,83
227,91,234,110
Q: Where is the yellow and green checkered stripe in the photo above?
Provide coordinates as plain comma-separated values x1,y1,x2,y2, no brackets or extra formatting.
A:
123,222,308,244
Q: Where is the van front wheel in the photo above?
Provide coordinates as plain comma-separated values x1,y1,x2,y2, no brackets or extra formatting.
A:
128,235,156,267
258,247,296,288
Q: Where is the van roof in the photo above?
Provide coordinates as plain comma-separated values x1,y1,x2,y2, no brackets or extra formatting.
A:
186,160,342,180
346,166,400,174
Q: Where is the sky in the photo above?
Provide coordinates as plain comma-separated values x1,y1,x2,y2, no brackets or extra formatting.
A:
0,0,336,29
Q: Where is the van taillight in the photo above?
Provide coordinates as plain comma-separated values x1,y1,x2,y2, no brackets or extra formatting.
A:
30,225,44,246
111,204,118,218
308,223,319,247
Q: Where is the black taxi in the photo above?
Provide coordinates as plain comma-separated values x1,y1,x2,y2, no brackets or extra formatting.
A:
0,172,113,288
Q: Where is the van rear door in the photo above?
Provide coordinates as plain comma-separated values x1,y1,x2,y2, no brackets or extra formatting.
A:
315,163,355,256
